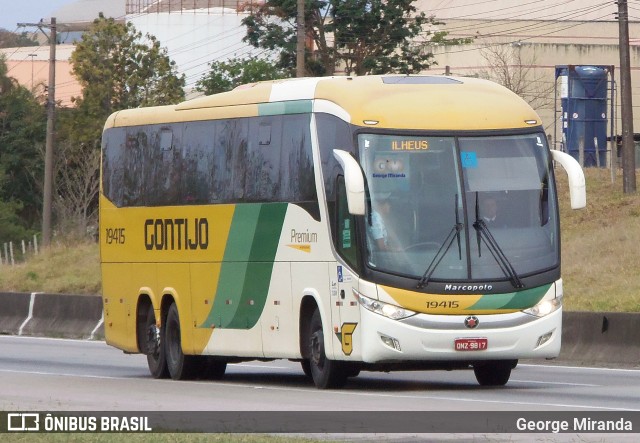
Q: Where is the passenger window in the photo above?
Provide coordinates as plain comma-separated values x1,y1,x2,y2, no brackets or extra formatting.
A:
159,128,173,151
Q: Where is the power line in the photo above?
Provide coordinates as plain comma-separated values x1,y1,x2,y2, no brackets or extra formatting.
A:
431,2,613,37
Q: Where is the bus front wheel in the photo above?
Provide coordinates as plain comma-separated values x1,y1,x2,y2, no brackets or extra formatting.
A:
301,360,312,377
308,309,347,389
165,302,199,380
473,360,515,386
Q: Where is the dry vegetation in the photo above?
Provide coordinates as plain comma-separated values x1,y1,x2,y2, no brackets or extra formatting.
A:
557,167,640,312
0,241,100,295
0,168,638,312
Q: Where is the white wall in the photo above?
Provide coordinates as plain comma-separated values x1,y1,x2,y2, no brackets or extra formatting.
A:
128,9,262,92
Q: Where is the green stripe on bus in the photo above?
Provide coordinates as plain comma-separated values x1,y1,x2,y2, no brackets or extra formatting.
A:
225,262,275,329
201,203,288,329
258,100,313,116
205,262,249,328
469,284,551,310
249,203,288,261
227,203,288,328
500,284,551,310
222,204,262,261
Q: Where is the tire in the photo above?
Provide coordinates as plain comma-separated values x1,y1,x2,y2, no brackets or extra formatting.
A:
473,360,514,386
202,357,227,380
143,304,168,379
165,302,200,380
344,364,361,378
308,309,347,389
301,360,312,378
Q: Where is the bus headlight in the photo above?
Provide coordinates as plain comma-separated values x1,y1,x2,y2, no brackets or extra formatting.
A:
523,294,562,317
355,292,416,320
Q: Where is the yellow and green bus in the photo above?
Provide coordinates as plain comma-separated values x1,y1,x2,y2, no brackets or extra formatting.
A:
100,75,585,388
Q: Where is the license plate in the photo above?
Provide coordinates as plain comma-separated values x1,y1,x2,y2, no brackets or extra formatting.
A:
454,338,488,351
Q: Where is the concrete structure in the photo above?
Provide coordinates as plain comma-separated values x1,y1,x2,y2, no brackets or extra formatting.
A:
0,45,80,107
126,7,258,91
4,1,255,99
417,0,640,152
3,0,638,139
2,1,126,105
2,291,639,367
54,0,126,32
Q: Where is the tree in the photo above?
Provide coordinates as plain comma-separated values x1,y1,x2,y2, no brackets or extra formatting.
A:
477,41,554,111
242,0,453,76
0,29,38,49
47,16,185,240
195,57,290,95
68,15,185,148
0,195,33,245
0,55,46,236
52,141,100,240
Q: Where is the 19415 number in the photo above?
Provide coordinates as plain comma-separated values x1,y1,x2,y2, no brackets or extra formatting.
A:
426,301,459,309
105,228,125,245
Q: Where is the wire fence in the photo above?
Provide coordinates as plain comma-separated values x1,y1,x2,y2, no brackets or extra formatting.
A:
0,235,40,266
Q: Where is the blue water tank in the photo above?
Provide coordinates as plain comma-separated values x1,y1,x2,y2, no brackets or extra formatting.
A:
559,66,608,167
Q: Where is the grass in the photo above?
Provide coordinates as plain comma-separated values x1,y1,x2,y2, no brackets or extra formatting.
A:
0,168,638,312
2,434,329,443
0,241,100,295
557,167,640,312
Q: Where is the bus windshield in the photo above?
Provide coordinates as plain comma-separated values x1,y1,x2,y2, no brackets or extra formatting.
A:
358,132,558,283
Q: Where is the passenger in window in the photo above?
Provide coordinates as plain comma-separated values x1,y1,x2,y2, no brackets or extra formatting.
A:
481,196,503,227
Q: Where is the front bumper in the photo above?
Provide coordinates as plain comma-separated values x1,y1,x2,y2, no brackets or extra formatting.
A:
358,306,562,363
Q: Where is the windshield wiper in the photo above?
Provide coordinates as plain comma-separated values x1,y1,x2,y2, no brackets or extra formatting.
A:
416,195,463,290
473,192,524,289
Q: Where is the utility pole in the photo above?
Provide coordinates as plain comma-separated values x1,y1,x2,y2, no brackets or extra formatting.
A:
28,53,36,91
296,0,305,77
617,0,636,193
18,18,57,247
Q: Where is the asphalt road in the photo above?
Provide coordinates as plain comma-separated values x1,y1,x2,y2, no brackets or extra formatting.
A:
1,335,639,413
0,336,640,411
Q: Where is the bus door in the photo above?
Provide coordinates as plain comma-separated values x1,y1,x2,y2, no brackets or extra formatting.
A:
331,264,360,359
331,177,362,360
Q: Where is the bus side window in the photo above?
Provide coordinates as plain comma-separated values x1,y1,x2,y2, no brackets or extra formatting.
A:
336,176,359,270
258,123,271,146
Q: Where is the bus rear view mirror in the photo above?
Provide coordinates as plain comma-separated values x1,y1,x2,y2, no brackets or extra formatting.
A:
333,149,366,215
551,150,586,209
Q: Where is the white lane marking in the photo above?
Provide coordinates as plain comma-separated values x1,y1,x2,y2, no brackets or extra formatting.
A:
511,379,598,387
519,363,640,373
230,363,289,370
0,368,134,380
0,368,636,412
0,335,106,344
3,337,640,374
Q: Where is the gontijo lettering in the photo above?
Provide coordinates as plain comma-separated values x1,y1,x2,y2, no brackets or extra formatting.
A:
144,218,209,250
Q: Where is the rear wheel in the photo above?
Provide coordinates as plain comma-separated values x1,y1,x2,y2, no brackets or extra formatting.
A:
308,309,347,389
473,360,515,386
143,305,168,379
165,302,200,380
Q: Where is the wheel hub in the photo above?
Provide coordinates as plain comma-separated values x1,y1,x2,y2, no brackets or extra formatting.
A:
310,331,323,366
146,324,160,356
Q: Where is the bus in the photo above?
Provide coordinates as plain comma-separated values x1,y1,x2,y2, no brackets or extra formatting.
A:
100,75,585,388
